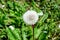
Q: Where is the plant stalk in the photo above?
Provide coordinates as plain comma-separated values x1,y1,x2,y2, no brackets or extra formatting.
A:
32,25,34,40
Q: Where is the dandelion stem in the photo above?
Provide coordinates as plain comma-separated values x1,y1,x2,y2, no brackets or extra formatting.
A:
32,25,34,40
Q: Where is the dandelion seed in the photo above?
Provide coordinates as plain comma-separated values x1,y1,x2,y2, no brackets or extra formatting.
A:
2,5,5,8
0,4,5,9
38,11,43,16
43,31,47,33
58,24,60,28
9,26,14,30
23,10,38,25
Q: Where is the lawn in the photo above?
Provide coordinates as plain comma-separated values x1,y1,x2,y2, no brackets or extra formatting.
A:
0,0,60,40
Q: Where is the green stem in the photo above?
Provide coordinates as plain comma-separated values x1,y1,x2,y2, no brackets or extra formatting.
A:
32,25,34,40
33,27,34,40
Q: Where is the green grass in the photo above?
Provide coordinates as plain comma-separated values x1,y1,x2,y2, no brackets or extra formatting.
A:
0,0,60,40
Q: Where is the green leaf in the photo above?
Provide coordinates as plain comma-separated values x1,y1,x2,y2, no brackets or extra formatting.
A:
6,27,21,40
6,27,15,40
35,24,47,39
21,23,28,40
39,13,48,25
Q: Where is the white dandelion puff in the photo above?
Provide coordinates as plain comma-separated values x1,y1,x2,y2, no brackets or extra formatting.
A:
23,10,38,25
9,26,14,30
2,5,5,8
58,24,60,28
0,4,5,9
38,11,43,16
43,31,47,33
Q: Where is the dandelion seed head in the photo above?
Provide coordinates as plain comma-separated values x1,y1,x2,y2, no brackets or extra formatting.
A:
23,10,38,25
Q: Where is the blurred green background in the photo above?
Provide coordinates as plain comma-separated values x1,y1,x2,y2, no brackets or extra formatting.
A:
0,0,60,40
